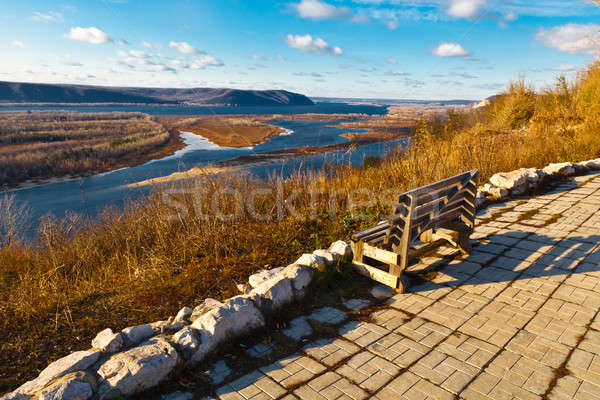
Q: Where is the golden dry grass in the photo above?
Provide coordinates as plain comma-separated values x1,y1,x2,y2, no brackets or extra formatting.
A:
0,111,171,187
1,62,600,394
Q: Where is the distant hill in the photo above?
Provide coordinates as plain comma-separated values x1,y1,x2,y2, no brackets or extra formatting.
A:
0,81,315,106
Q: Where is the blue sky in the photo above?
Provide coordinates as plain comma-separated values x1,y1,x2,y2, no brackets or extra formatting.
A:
1,0,600,100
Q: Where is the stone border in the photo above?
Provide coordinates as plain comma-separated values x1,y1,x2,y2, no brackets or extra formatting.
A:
3,157,600,400
1,242,354,400
475,159,600,207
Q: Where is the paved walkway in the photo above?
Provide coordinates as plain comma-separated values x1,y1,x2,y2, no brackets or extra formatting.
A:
205,173,600,400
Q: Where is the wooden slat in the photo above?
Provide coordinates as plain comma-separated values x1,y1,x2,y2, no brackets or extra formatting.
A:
413,193,467,220
352,262,399,289
362,243,401,265
398,170,477,204
352,222,389,240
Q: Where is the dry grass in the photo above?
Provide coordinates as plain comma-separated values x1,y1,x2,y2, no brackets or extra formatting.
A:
2,62,600,394
156,115,284,148
0,111,171,187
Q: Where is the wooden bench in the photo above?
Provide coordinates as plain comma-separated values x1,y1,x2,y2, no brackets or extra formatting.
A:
351,170,479,292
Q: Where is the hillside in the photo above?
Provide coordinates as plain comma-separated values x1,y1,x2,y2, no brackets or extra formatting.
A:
0,81,315,106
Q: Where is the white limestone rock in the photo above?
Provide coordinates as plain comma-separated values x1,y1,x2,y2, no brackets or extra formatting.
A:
543,162,576,177
121,324,154,346
328,241,353,261
295,253,327,269
36,372,95,400
97,337,179,396
522,168,545,188
91,329,123,353
370,284,396,299
250,276,294,313
13,350,100,395
481,184,509,199
0,393,30,400
581,158,600,170
283,263,314,295
490,169,528,191
190,296,265,363
248,267,285,288
313,249,339,266
190,298,223,322
174,307,192,323
236,283,252,294
172,327,199,360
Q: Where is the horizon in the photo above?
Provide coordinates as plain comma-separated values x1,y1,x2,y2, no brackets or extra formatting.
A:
1,1,600,100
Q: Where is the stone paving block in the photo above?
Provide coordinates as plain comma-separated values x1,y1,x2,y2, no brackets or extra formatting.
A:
419,299,473,330
505,330,570,368
458,313,519,347
526,313,588,347
338,321,390,347
260,354,326,389
422,270,473,288
566,347,600,385
373,370,455,400
553,282,600,310
309,307,347,325
303,337,360,367
479,300,536,329
473,265,521,284
295,371,369,400
216,370,287,400
386,293,435,314
461,251,496,267
394,317,453,347
460,276,510,299
371,308,411,331
407,349,480,394
437,331,500,369
496,284,547,312
538,296,596,327
367,331,430,367
283,317,312,341
490,255,535,273
247,343,274,358
547,374,600,400
336,351,400,392
475,243,508,256
485,349,555,396
343,299,371,311
444,259,483,276
207,360,232,385
442,288,488,314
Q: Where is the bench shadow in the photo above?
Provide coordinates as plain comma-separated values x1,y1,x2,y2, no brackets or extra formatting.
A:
404,232,600,293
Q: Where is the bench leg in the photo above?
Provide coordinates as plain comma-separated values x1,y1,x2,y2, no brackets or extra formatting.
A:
457,228,472,255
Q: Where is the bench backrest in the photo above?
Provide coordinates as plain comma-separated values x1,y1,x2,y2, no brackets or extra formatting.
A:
386,169,479,253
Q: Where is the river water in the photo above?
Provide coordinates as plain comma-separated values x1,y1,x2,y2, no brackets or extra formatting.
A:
2,104,408,226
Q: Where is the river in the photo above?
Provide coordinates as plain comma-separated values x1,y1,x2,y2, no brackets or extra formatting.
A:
2,104,408,228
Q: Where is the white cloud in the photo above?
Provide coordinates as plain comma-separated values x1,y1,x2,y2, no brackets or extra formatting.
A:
190,55,223,69
285,34,343,56
30,10,63,22
387,70,409,76
432,42,470,57
291,0,352,20
553,64,578,72
141,41,152,48
65,27,112,44
277,54,287,61
11,40,24,48
252,54,271,60
169,41,201,54
536,24,600,55
447,0,487,19
387,57,398,64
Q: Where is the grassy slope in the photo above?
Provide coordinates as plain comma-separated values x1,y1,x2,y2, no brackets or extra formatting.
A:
1,62,600,393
